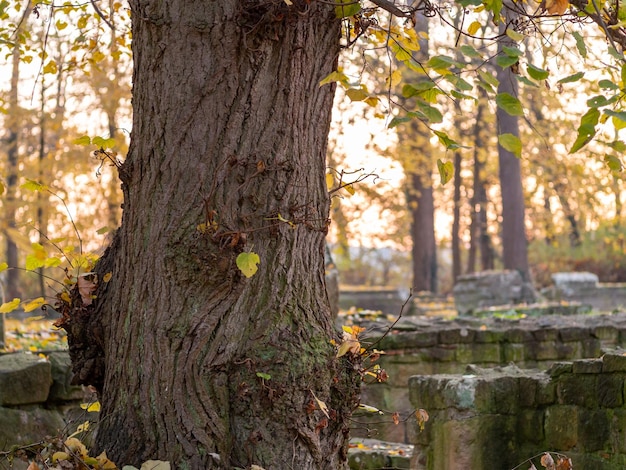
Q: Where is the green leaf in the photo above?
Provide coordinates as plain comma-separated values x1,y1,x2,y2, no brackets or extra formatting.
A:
96,226,110,235
459,45,482,58
608,140,626,152
21,179,48,192
450,90,476,101
502,45,523,57
527,64,549,81
605,154,623,172
569,107,600,153
236,252,260,278
607,110,626,130
256,372,271,380
445,75,473,91
516,75,539,88
498,133,522,158
335,0,361,18
495,93,523,116
587,95,614,108
0,298,20,314
437,159,454,185
92,136,116,148
496,55,519,69
557,71,584,84
572,31,587,58
599,79,619,90
345,88,368,102
319,70,349,87
426,55,461,72
478,69,499,88
505,28,524,41
73,135,91,146
416,100,443,123
402,81,435,98
433,130,469,150
484,0,503,22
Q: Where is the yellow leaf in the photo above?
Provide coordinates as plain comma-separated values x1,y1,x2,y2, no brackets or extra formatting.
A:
358,403,383,414
23,297,45,313
43,60,57,74
310,390,330,418
236,252,260,278
96,451,117,469
0,262,8,272
64,437,88,457
140,461,171,470
468,20,481,36
103,272,113,282
52,452,70,462
386,69,402,88
80,401,101,412
326,173,334,190
77,15,88,29
0,298,20,314
343,184,355,195
60,291,71,304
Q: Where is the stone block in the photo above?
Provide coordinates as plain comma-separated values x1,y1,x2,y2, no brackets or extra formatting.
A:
582,338,602,358
594,326,619,343
48,352,84,402
473,329,504,343
505,328,534,343
533,328,558,341
503,343,525,363
439,328,475,344
545,405,579,450
518,409,545,443
557,374,596,407
578,409,610,452
470,343,502,364
427,346,456,362
573,358,603,374
0,353,52,406
527,341,559,361
552,272,599,296
597,374,624,408
603,353,626,372
0,406,65,449
474,376,519,414
559,327,590,342
548,362,573,378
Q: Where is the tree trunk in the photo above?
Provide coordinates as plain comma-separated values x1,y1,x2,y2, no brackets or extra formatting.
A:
64,2,360,468
452,150,462,284
496,14,531,283
409,173,437,292
5,34,21,300
407,13,437,293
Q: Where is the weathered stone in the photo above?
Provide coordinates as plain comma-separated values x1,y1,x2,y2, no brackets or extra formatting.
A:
453,270,535,315
439,328,475,344
603,353,626,372
594,326,619,342
559,327,589,342
0,406,65,449
552,272,599,296
598,374,624,408
0,353,52,406
547,362,573,378
545,405,579,450
557,374,597,407
578,409,610,452
572,358,603,374
517,409,545,443
533,328,559,341
48,352,85,402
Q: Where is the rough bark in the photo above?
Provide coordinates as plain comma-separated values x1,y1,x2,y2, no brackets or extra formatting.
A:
496,13,531,284
63,2,360,468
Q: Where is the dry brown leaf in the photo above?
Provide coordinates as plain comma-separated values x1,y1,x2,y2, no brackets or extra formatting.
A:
26,463,41,470
541,452,555,470
556,457,573,470
543,0,569,14
392,412,400,425
77,274,97,306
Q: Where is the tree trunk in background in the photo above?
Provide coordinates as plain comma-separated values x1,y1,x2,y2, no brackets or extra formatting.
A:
496,14,531,284
407,12,437,293
65,2,360,468
5,36,22,300
452,151,462,284
467,92,494,273
410,172,437,292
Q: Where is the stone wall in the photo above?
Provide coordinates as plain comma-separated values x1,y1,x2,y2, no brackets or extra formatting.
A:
544,272,626,312
356,313,626,443
409,354,626,469
0,351,93,457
